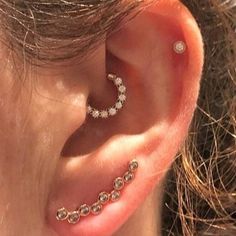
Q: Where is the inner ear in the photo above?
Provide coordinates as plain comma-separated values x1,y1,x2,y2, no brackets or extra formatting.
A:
61,65,158,157
61,14,180,157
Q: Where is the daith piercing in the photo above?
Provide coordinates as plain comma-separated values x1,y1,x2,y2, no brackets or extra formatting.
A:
87,73,127,119
56,159,139,224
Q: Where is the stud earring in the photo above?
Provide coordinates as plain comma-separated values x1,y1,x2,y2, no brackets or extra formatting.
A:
173,41,186,54
87,73,127,119
56,159,139,224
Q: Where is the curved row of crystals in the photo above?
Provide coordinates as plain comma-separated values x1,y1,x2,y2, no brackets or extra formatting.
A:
56,159,139,224
87,73,127,119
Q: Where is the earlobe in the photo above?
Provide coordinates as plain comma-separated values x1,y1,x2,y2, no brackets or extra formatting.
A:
48,1,204,236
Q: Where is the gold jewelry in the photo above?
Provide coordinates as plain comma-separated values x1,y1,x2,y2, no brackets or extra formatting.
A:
87,73,127,119
56,159,139,224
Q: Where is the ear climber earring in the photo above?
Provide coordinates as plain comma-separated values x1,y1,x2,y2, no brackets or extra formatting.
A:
173,41,186,54
56,159,139,224
87,73,127,119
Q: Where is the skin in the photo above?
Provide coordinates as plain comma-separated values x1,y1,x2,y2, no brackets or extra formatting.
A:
0,0,204,236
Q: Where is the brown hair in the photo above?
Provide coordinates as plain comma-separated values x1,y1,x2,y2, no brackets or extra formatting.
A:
0,0,235,235
163,1,236,235
0,0,142,62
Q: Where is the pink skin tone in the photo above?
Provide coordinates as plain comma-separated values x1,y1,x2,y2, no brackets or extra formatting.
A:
0,0,203,236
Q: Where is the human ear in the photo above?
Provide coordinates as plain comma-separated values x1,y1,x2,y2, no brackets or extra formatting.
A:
48,1,204,236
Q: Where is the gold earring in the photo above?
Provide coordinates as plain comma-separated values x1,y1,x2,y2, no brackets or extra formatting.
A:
87,73,127,119
56,159,139,224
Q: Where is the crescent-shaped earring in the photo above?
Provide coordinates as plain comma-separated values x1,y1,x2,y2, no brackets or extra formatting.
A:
87,73,127,119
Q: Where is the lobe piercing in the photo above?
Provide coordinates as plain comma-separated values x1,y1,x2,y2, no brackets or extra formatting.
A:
56,159,139,224
173,41,186,54
87,73,127,119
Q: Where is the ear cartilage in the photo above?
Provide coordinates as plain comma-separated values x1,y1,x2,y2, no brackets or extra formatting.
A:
87,73,127,119
173,41,186,54
56,159,139,224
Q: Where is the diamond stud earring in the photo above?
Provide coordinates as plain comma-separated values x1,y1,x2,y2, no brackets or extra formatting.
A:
87,73,127,119
56,159,139,224
173,41,186,54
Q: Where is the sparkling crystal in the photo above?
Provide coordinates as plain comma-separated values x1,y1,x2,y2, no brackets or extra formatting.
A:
114,77,122,86
107,73,117,81
118,85,126,93
115,101,123,109
174,41,186,54
98,192,110,204
129,160,139,172
91,202,102,215
92,110,100,118
56,207,68,221
100,110,109,118
87,105,92,114
110,190,121,202
79,204,90,216
113,177,124,190
67,211,80,224
123,171,134,183
108,108,117,116
118,94,126,102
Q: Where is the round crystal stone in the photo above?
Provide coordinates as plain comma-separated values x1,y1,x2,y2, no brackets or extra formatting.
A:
114,77,122,86
98,192,110,204
109,108,117,116
119,94,126,102
115,101,123,109
56,207,68,221
107,73,117,81
123,171,134,183
92,110,100,118
67,211,80,224
173,41,186,54
113,177,124,190
79,204,90,216
110,190,121,202
100,110,108,118
87,105,92,114
91,202,103,215
129,160,139,172
118,85,126,93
